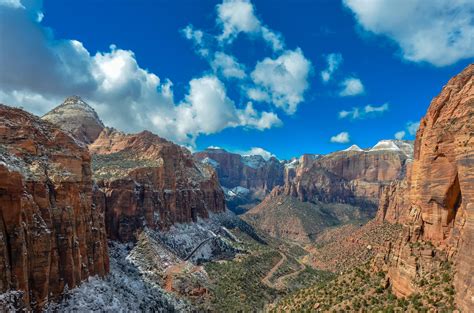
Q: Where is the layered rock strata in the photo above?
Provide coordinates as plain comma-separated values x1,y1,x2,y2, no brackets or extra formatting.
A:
90,128,226,242
383,64,473,311
0,104,109,310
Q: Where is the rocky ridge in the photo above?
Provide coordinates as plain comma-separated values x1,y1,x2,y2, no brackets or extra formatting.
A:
194,147,284,212
379,64,473,311
244,140,413,242
0,104,109,310
89,127,226,242
42,96,105,144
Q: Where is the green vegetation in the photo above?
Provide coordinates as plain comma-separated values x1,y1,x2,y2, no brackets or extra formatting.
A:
92,151,161,180
205,249,282,312
272,246,458,312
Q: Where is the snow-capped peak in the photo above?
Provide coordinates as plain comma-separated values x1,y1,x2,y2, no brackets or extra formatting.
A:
344,144,363,152
370,140,401,152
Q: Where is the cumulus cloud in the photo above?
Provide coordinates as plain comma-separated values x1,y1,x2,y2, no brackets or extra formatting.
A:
330,131,350,143
216,0,284,51
407,121,420,135
394,121,420,140
237,102,282,130
0,0,24,9
339,103,389,119
321,53,343,82
181,25,209,57
210,52,246,79
394,130,406,140
0,2,279,146
339,77,365,96
242,147,275,160
249,48,311,114
343,0,474,66
182,0,312,116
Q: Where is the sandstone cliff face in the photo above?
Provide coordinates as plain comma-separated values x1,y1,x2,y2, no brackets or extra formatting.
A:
244,145,412,242
376,162,413,224
384,64,473,311
194,148,284,198
90,128,226,242
278,145,411,208
0,105,109,310
42,96,104,144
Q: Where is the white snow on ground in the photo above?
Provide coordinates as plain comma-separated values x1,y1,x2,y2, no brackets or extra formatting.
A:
0,290,23,312
155,211,240,263
222,186,251,199
45,242,190,312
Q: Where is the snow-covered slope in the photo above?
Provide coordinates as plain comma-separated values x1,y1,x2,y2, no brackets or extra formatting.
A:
343,144,364,152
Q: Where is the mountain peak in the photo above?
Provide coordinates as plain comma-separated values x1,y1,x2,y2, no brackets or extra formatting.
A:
42,96,104,144
343,144,363,152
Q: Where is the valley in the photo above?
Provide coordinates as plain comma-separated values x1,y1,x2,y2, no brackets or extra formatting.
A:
0,62,472,312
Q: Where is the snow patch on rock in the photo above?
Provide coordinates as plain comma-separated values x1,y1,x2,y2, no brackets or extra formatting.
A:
242,155,266,169
370,140,402,152
344,144,364,152
46,241,189,312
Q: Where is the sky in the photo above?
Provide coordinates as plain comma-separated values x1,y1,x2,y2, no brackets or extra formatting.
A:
0,0,473,159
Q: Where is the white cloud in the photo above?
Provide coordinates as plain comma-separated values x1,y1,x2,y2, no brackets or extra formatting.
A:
343,0,474,66
237,102,282,130
181,25,209,57
394,130,406,140
321,53,343,82
0,3,280,147
330,131,350,143
0,0,24,9
394,121,420,140
182,1,312,116
407,121,420,135
339,103,388,119
339,77,365,96
242,147,275,160
216,0,283,51
249,48,311,114
210,52,246,79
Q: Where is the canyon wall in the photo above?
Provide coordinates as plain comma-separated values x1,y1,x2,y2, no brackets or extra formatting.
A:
275,143,411,208
194,148,284,198
244,142,413,242
0,105,109,310
384,64,473,311
90,128,226,242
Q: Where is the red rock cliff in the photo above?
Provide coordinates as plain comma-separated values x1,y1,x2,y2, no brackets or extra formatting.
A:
0,105,109,310
90,128,226,242
194,148,284,198
277,145,411,208
384,64,473,311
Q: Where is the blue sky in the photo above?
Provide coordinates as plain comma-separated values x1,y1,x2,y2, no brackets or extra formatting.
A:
1,0,473,159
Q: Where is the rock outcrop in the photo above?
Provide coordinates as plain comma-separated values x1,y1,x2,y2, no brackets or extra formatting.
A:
90,128,226,242
194,148,284,197
194,148,284,212
42,96,104,144
383,64,473,311
244,143,412,242
0,104,109,310
277,142,412,208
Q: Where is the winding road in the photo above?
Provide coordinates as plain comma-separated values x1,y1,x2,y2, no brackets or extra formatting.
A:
261,251,306,290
